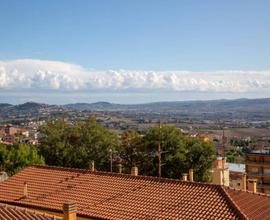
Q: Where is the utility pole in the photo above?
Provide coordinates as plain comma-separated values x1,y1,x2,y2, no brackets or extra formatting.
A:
222,125,225,185
109,149,113,172
222,127,225,158
158,121,162,178
158,142,161,178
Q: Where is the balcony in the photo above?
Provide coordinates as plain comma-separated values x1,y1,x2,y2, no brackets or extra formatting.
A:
245,160,270,166
247,171,270,178
247,149,270,156
257,182,270,189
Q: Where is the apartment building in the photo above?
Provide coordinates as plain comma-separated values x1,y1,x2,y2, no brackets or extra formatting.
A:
246,148,270,194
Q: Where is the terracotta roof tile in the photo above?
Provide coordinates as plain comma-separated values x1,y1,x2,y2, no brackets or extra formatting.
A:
226,188,270,220
0,203,61,220
0,165,265,219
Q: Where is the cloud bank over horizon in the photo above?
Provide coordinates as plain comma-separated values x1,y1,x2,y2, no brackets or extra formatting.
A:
0,59,270,104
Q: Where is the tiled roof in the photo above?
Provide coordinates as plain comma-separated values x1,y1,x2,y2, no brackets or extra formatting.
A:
226,188,270,220
0,165,266,220
0,202,61,220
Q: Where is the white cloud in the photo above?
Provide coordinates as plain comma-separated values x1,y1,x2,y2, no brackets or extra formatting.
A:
0,59,270,93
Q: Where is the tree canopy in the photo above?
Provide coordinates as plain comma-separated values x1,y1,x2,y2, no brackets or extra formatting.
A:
35,119,216,182
0,143,44,175
139,125,216,182
39,118,117,170
117,125,216,182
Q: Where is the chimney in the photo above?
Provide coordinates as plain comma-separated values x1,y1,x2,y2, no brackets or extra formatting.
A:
117,163,122,174
212,157,229,186
182,173,188,181
117,158,123,174
23,182,28,198
131,166,138,176
90,161,95,172
242,173,247,191
63,201,77,220
189,169,194,182
213,157,224,169
248,179,257,193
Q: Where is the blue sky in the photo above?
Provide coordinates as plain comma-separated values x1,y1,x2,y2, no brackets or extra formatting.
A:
0,0,270,104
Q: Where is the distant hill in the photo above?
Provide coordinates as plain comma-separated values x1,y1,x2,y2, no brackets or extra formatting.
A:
0,103,13,109
64,98,270,122
64,98,270,114
1,98,270,123
0,101,68,123
65,102,120,111
15,102,49,110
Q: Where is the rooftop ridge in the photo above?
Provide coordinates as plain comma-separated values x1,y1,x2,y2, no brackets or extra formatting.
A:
220,187,248,220
225,186,270,197
31,164,220,188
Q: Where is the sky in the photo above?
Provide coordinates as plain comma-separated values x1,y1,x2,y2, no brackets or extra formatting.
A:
0,0,270,104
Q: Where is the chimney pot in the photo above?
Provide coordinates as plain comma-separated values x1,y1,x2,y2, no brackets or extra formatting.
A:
182,173,188,181
189,169,194,182
242,173,247,191
23,182,28,198
63,201,77,220
248,179,257,193
90,161,95,172
213,157,224,169
117,163,123,174
131,166,138,176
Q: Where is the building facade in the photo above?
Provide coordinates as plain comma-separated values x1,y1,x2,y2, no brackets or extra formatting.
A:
246,149,270,194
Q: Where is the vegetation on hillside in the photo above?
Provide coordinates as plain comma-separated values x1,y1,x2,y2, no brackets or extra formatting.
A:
39,118,117,170
0,117,216,181
0,143,44,175
38,118,216,182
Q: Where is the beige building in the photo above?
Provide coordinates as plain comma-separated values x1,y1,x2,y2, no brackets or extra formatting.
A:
228,162,245,190
212,157,249,192
246,149,270,194
212,157,230,186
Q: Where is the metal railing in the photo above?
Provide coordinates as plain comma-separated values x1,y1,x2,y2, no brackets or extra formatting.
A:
247,171,270,177
246,160,270,166
257,183,270,188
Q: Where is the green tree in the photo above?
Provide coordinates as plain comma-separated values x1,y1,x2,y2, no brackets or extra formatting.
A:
185,137,216,181
39,117,118,170
118,130,145,173
0,144,10,171
0,143,44,175
226,148,243,163
142,125,187,177
39,119,216,182
142,125,216,181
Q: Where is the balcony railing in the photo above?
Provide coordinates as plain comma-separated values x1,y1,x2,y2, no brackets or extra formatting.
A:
245,160,270,166
247,171,270,177
257,183,270,188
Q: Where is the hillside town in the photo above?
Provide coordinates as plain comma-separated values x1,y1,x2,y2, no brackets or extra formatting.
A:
0,124,39,145
1,0,270,219
0,112,270,219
